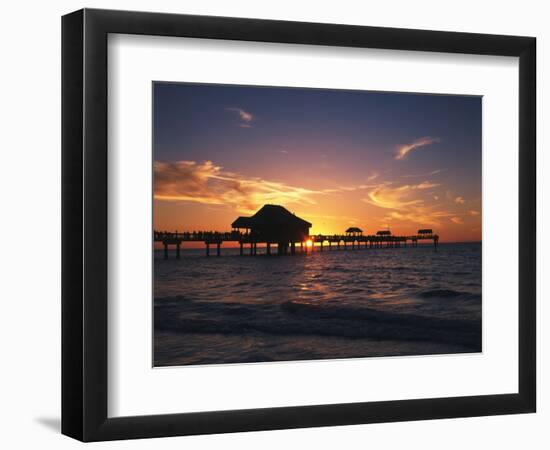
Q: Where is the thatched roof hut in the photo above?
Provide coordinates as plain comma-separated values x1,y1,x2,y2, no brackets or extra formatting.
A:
232,205,311,243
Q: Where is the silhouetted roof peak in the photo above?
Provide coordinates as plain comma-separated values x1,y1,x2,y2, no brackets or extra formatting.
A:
232,204,312,229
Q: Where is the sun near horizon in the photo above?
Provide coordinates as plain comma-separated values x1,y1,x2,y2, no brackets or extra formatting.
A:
153,83,481,243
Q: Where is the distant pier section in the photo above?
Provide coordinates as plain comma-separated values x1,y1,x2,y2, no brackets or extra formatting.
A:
154,204,439,258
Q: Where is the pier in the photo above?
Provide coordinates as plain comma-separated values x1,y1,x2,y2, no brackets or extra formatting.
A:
154,204,439,258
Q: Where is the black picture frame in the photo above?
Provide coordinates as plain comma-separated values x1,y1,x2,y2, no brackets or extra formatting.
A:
62,8,536,442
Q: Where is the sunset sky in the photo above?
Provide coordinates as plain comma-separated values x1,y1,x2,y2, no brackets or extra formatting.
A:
153,83,481,242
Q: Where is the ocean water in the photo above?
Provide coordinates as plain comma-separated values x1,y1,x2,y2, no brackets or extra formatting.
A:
154,242,481,366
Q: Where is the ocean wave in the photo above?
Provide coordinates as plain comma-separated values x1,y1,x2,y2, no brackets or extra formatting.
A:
419,289,469,298
154,297,481,350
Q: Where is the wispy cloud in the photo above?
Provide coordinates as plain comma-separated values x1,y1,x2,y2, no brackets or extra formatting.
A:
468,209,480,216
365,183,427,210
155,160,381,215
322,183,379,194
416,181,440,189
365,181,441,209
155,160,323,214
155,160,470,230
367,171,379,182
226,107,255,128
401,168,446,178
454,196,465,204
395,136,440,160
364,181,454,227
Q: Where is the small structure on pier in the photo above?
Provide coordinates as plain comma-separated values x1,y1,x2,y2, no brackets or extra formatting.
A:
376,230,392,236
418,229,433,235
345,227,363,237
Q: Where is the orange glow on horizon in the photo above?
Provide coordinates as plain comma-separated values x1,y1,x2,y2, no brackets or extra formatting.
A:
153,161,481,243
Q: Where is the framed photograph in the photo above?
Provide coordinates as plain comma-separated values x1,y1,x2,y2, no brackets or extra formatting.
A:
62,8,536,441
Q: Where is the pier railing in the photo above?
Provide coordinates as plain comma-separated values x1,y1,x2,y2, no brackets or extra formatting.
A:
154,230,242,243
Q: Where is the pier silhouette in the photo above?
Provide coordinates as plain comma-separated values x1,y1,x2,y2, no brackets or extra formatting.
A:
154,204,439,258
